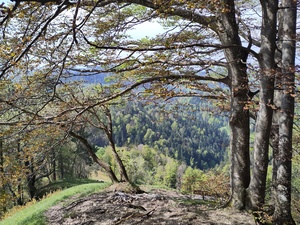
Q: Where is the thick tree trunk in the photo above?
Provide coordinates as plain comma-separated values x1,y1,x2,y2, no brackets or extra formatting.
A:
247,0,277,209
69,131,120,183
270,124,279,207
270,4,284,211
217,0,250,209
273,0,296,224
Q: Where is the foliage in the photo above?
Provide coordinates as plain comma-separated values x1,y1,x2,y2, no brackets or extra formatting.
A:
181,168,230,204
0,0,298,222
95,143,232,204
96,145,183,188
111,99,229,170
181,167,203,193
0,125,93,217
193,171,230,203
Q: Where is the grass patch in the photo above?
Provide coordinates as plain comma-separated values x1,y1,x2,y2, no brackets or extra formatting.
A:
0,181,110,225
36,178,102,198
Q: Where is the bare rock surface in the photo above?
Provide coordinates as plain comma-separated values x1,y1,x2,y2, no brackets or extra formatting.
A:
45,185,256,225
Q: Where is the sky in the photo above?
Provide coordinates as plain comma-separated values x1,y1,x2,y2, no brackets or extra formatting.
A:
127,21,165,39
1,0,10,5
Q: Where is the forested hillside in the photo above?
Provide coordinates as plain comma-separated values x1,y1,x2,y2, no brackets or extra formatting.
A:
110,99,229,170
1,0,299,224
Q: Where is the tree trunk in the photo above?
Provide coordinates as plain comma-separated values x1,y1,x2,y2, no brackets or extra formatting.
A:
0,140,7,214
59,151,64,179
52,148,56,181
0,140,3,174
105,108,130,183
16,141,24,205
16,185,23,205
270,124,279,208
273,0,296,224
25,157,37,199
108,135,129,182
217,0,250,209
248,0,277,209
27,174,37,199
68,131,120,183
214,0,250,209
270,6,283,213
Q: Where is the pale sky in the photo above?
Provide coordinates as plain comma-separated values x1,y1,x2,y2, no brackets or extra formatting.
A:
127,21,165,39
1,0,10,5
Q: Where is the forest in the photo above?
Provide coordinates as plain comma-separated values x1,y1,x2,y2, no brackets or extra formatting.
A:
0,0,300,224
111,99,229,170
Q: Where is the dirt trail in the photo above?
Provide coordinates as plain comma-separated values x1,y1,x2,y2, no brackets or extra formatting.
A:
45,187,256,225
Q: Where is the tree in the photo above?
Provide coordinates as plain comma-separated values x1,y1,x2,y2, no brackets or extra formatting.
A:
50,81,130,183
68,131,120,183
181,166,203,193
247,0,278,210
68,103,130,183
1,1,247,209
272,1,297,224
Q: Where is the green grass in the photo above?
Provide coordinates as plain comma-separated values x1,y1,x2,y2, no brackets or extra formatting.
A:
0,181,110,225
35,178,103,198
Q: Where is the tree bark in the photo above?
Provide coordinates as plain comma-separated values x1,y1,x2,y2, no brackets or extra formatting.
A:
69,131,120,183
52,148,57,181
59,151,64,179
25,157,37,199
216,0,250,209
247,0,277,209
273,0,296,224
270,5,283,214
0,140,3,174
270,123,279,208
104,108,130,183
